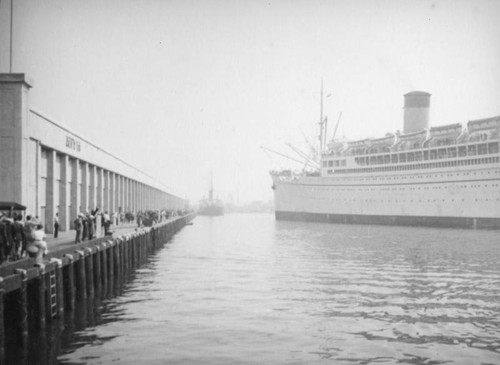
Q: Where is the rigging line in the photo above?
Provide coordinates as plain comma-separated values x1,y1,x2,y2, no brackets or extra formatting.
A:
260,146,316,167
332,112,343,140
285,143,320,168
299,127,317,155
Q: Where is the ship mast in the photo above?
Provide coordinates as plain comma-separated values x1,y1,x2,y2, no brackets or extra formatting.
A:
318,80,328,155
209,171,214,201
319,80,324,154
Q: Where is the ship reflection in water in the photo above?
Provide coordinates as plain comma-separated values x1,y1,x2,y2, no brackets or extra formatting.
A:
17,213,497,364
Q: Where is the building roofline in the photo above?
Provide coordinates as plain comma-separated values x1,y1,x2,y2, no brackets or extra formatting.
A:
29,108,178,196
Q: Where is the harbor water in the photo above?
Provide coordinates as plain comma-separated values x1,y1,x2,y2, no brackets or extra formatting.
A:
36,214,500,364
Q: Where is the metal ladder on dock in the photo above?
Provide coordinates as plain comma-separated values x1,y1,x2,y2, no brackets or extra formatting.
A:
49,270,57,317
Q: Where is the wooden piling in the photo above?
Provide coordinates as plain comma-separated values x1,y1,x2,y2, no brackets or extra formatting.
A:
74,250,87,300
122,238,126,277
0,278,5,365
15,269,29,350
93,246,102,297
140,234,144,264
117,239,122,281
126,237,131,268
101,243,108,297
122,237,129,277
150,229,155,254
136,236,141,265
141,234,145,262
63,254,75,311
113,240,120,289
84,247,95,299
122,239,126,274
34,264,47,330
131,235,135,267
132,236,137,268
50,258,64,318
107,241,114,294
146,231,150,256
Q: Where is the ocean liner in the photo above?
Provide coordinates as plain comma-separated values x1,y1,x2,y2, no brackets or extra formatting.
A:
271,91,500,229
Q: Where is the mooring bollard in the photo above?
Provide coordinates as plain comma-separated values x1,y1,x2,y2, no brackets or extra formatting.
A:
84,247,95,299
34,263,47,330
63,254,75,311
15,269,29,351
50,258,64,318
74,250,87,300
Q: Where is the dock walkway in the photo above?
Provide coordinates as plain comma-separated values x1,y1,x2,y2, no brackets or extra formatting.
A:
45,221,140,251
0,217,182,279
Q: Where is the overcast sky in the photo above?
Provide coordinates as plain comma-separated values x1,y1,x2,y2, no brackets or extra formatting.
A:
1,0,499,204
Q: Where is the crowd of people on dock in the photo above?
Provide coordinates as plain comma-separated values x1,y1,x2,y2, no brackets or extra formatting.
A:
72,208,188,244
0,207,192,265
0,213,48,265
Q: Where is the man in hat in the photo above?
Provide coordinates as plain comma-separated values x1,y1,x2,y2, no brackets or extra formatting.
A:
74,213,83,244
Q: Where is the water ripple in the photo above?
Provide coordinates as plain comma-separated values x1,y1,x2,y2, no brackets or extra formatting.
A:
58,214,500,364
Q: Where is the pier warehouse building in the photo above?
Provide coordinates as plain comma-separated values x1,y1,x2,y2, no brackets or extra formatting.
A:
0,74,187,233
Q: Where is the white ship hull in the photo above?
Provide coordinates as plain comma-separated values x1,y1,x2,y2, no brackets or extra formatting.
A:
272,162,500,229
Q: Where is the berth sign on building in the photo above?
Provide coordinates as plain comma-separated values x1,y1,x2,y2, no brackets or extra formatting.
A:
65,136,81,152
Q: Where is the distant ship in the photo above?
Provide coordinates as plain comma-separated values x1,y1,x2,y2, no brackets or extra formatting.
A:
270,89,500,229
198,173,224,216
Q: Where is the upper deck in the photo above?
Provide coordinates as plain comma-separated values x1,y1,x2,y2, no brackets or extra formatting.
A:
321,116,500,176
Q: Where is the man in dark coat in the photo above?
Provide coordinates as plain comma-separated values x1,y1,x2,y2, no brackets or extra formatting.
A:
54,212,59,238
1,216,15,262
12,214,26,260
86,213,94,240
0,213,8,263
74,214,83,244
82,215,88,241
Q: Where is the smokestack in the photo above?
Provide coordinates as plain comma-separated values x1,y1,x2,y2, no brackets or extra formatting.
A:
403,91,430,133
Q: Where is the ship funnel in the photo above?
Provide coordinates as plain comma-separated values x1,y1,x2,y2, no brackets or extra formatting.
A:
403,91,430,133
